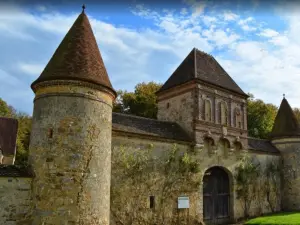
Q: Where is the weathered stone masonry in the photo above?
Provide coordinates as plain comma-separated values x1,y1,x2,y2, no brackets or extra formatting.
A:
29,82,115,225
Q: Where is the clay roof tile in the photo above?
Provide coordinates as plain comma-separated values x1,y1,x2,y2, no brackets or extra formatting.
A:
31,10,115,95
270,97,300,138
157,48,247,97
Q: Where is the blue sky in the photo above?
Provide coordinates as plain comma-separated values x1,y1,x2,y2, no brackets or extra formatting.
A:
1,0,300,115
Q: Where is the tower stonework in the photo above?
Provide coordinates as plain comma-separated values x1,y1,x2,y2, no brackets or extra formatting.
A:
157,48,248,149
270,97,300,211
28,9,116,225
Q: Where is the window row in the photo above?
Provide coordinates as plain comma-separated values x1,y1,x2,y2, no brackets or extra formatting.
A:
203,100,243,128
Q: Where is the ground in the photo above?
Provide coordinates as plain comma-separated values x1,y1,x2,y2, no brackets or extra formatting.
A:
245,212,300,225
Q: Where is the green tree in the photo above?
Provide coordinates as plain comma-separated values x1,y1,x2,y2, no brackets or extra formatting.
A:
247,93,278,139
0,98,14,117
14,112,32,166
113,82,162,119
293,108,300,123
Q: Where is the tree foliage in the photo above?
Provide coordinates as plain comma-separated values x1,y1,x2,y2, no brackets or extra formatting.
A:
247,94,278,139
113,82,162,119
235,154,281,218
111,144,201,225
293,107,300,123
263,158,281,212
235,155,261,218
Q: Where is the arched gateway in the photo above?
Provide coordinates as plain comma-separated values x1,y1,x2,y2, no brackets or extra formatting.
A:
203,167,231,225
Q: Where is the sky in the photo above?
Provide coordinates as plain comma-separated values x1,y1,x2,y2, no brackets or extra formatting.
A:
1,0,300,115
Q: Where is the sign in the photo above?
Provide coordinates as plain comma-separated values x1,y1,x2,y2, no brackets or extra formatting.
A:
178,196,189,209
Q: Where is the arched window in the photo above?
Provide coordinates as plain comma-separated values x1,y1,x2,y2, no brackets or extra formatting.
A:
219,138,230,158
204,137,215,155
220,102,228,125
235,107,242,129
204,100,212,121
234,142,243,159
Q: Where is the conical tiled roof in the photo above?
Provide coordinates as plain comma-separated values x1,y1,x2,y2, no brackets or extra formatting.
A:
157,48,247,96
31,10,115,95
270,97,300,138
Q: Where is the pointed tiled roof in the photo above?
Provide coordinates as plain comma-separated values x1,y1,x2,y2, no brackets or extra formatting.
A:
270,97,300,138
157,48,247,96
31,9,115,95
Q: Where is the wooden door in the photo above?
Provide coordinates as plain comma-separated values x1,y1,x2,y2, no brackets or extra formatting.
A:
203,167,230,225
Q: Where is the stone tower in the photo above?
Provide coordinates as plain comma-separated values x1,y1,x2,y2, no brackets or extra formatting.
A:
28,7,116,225
156,48,248,151
270,96,300,211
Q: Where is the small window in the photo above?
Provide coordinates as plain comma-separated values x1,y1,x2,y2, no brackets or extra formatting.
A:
150,196,155,209
166,103,170,109
48,128,53,138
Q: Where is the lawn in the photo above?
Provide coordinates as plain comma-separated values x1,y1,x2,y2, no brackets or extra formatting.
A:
245,212,300,224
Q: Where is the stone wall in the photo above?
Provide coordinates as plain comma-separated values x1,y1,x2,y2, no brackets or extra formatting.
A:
232,152,281,220
111,133,281,224
111,135,196,225
157,87,196,137
0,134,282,225
0,177,32,225
272,138,300,211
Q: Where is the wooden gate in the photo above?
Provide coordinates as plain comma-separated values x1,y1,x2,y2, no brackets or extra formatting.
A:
203,167,230,225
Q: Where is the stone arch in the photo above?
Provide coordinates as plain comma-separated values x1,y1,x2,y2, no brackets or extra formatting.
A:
204,136,215,155
234,141,243,151
233,137,244,158
204,99,212,122
202,166,233,224
219,137,231,158
219,101,228,125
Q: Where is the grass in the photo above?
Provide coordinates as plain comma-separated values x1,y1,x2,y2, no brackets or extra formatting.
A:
245,212,300,225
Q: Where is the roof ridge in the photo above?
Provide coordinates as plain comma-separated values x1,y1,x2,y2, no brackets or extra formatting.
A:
112,112,179,125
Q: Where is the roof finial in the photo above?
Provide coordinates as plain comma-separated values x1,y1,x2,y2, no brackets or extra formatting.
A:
283,93,285,99
82,4,86,13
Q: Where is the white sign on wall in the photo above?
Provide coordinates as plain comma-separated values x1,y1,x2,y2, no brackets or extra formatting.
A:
178,196,189,209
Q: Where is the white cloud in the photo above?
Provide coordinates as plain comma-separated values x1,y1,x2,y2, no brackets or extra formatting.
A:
2,1,300,115
201,15,217,26
259,28,279,37
36,5,47,12
223,11,239,21
18,63,44,76
238,17,257,31
180,8,188,15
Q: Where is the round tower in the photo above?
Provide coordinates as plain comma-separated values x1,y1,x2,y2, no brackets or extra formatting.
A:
270,96,300,211
28,7,116,225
